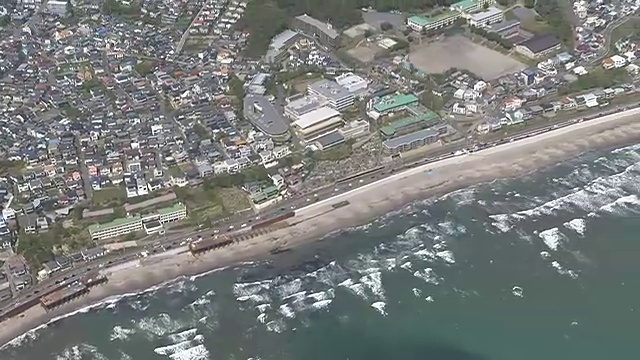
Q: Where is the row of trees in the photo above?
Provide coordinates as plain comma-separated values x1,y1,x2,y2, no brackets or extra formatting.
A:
559,68,627,95
534,0,574,48
239,0,459,58
469,26,513,49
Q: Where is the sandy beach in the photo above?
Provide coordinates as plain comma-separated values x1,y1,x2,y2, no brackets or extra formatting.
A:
2,107,640,347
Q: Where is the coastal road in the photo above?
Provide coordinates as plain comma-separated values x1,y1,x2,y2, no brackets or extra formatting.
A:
3,101,640,318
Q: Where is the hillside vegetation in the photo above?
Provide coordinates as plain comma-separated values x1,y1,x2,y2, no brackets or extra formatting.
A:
238,0,454,58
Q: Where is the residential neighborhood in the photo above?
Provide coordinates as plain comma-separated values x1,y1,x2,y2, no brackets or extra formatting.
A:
0,0,639,305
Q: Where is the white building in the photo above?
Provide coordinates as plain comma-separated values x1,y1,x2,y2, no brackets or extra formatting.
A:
307,79,354,111
406,12,460,32
468,7,504,27
284,95,324,121
335,72,368,93
611,54,627,68
88,204,187,241
293,106,343,141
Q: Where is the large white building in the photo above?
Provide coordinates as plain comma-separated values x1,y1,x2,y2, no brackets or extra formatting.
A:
468,7,504,27
293,106,343,141
307,79,354,111
284,95,324,121
88,204,187,241
335,72,368,93
406,12,460,32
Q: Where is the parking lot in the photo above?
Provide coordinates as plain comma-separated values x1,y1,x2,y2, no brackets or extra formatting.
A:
408,35,527,80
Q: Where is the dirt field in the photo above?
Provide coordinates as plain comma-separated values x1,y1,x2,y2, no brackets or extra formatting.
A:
347,43,380,63
408,35,526,80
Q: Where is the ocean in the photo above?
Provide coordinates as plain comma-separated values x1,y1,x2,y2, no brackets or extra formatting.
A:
3,143,640,360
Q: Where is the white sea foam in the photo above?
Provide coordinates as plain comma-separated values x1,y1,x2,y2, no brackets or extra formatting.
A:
255,304,271,313
109,326,136,342
278,304,296,319
413,268,440,285
266,319,286,333
489,214,513,233
436,250,456,264
412,248,436,262
425,296,435,303
167,344,210,360
371,301,387,316
168,328,199,343
599,194,640,214
311,299,333,310
564,218,587,236
400,261,413,271
538,228,565,251
359,271,385,300
551,261,579,279
437,220,467,236
412,288,422,297
135,313,184,338
0,323,46,349
55,344,108,360
257,313,268,324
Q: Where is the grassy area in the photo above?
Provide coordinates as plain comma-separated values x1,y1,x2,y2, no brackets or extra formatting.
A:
175,186,226,227
520,17,553,34
290,76,323,93
17,224,94,270
92,187,126,207
609,18,640,51
216,187,252,213
312,142,354,161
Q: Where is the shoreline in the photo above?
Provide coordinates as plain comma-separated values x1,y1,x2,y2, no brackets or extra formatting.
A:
3,107,640,348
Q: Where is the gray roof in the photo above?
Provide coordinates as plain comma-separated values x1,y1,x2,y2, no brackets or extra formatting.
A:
489,19,520,32
285,95,324,116
383,125,449,150
269,30,300,51
315,130,345,148
243,95,289,137
519,34,561,54
295,14,340,39
308,79,352,102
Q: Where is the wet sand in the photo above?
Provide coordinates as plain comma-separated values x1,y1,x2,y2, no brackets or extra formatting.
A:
2,107,640,347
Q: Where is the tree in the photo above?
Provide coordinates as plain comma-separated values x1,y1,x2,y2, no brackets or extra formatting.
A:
364,29,373,38
483,1,490,9
380,22,393,31
66,0,75,18
524,0,536,8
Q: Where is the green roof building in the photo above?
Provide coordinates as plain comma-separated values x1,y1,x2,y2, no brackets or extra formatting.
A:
372,93,420,114
380,106,440,138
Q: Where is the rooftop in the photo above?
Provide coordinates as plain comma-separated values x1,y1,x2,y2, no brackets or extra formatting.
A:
380,107,439,137
372,93,420,113
243,94,289,137
269,30,300,51
295,14,340,39
294,106,341,129
88,215,142,234
452,0,478,11
470,7,503,21
408,11,460,26
286,95,324,115
308,79,352,101
383,124,449,149
518,34,561,54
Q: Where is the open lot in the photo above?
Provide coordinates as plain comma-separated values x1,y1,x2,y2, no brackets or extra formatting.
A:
408,35,526,80
347,43,380,63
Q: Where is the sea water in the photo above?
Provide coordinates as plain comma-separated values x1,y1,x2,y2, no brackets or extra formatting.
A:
3,143,640,360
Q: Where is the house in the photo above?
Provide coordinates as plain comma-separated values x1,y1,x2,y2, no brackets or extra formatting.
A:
17,214,37,233
503,97,524,111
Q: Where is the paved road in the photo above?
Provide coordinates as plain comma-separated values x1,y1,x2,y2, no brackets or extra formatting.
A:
2,98,640,317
